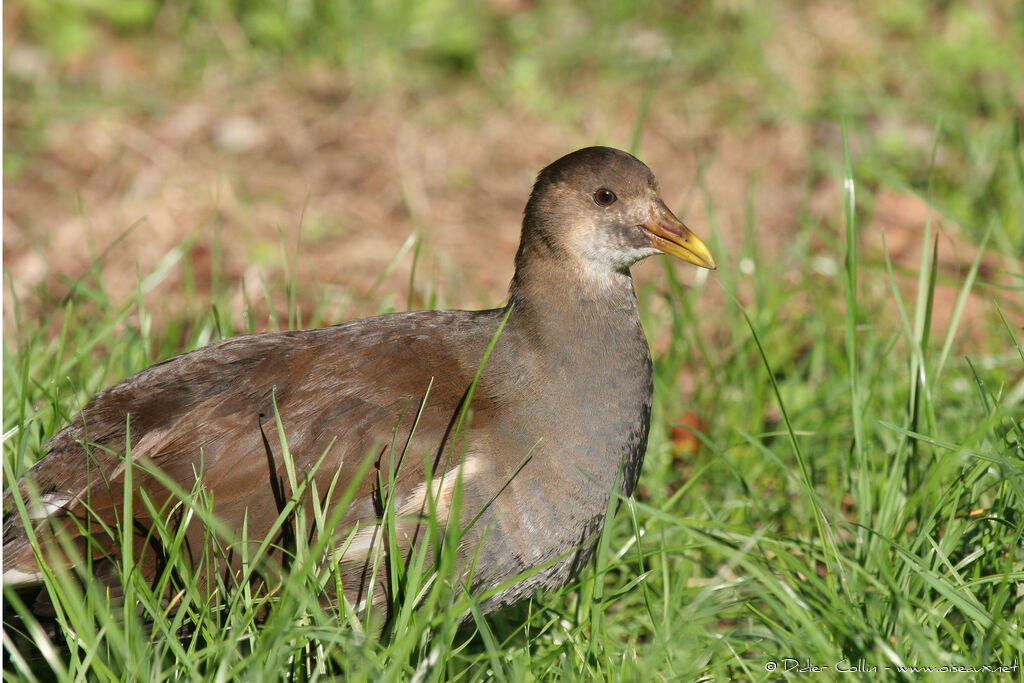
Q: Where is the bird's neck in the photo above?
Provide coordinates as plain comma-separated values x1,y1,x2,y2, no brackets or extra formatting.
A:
504,253,645,353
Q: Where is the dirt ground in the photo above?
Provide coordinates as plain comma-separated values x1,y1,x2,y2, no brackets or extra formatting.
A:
3,17,1018,348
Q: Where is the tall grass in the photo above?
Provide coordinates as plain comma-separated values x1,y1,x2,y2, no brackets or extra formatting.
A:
4,128,1023,680
5,0,1024,677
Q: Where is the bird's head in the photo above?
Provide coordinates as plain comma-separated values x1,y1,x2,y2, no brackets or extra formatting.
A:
517,146,716,275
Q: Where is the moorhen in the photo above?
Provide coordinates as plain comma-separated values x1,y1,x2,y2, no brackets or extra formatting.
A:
3,146,715,617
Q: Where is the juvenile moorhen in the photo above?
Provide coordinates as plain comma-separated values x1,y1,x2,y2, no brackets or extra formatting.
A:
3,146,715,616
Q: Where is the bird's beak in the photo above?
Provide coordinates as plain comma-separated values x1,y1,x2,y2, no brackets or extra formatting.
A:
642,200,717,270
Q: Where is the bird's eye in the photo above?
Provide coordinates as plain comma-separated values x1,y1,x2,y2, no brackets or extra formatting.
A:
593,188,617,206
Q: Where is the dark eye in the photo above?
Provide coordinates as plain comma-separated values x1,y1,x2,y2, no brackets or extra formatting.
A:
593,188,617,206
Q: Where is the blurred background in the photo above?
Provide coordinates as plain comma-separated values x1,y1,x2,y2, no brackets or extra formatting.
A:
5,0,1021,336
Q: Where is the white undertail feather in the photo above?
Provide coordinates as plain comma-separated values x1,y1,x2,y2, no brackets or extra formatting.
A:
339,456,483,565
2,567,45,588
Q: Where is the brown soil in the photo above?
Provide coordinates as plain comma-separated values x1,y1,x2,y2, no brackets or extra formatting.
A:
3,25,1018,351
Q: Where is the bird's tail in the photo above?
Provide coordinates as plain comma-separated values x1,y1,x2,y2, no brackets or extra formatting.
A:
2,482,82,588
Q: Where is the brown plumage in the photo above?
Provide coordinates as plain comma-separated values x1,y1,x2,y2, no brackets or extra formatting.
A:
3,146,715,617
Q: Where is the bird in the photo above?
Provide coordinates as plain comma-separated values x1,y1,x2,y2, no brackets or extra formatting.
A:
3,146,715,621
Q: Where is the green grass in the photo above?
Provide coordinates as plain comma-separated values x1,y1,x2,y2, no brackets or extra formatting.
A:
4,129,1023,680
5,1,1024,679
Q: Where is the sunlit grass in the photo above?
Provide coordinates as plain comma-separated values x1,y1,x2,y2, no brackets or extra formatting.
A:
5,2,1024,676
4,125,1022,680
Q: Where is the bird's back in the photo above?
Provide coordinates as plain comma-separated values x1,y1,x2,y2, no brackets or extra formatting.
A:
3,308,507,602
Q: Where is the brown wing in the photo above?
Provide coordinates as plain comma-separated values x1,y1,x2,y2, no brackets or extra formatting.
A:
3,308,506,593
